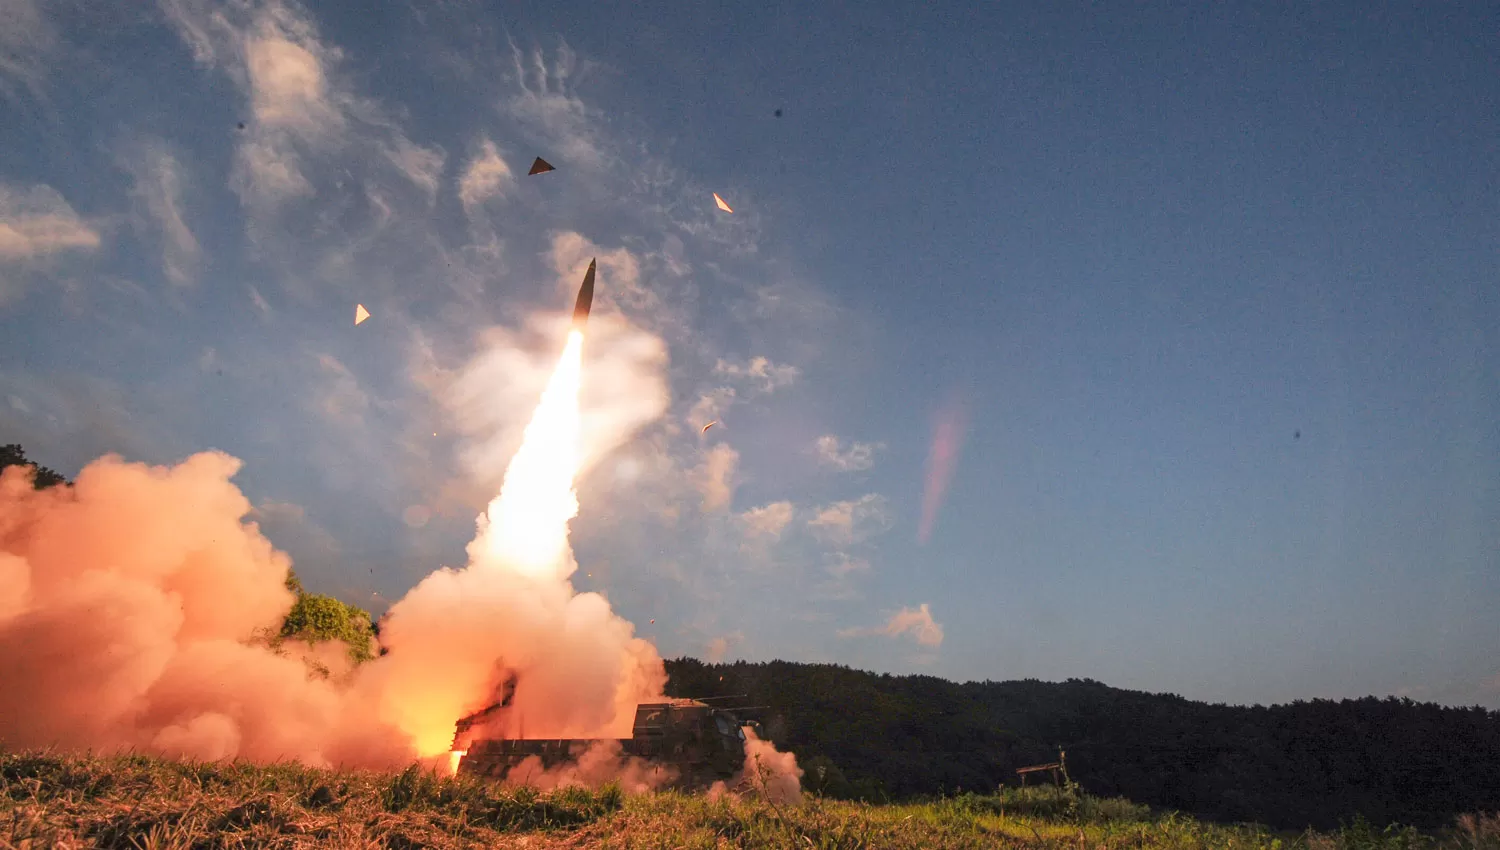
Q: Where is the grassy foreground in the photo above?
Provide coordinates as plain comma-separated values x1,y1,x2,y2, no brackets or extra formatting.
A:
3,751,1497,850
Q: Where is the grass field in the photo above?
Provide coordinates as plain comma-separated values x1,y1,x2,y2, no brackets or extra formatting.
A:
3,751,1497,849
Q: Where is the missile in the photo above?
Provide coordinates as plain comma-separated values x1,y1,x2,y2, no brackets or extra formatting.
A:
571,259,596,330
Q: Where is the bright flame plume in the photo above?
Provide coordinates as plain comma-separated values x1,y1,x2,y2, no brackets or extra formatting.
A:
473,331,584,579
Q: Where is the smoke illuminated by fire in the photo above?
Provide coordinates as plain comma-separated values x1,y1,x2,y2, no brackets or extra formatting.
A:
0,322,664,770
474,331,584,579
0,314,800,800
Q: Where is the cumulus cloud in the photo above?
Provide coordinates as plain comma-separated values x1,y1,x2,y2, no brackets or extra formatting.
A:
693,443,739,513
458,139,513,211
0,183,100,263
839,603,944,648
739,501,794,539
814,435,882,473
120,141,202,286
808,494,890,545
714,356,800,393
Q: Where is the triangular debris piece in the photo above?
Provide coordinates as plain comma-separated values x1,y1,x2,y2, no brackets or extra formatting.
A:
355,304,370,325
713,192,733,213
528,157,556,175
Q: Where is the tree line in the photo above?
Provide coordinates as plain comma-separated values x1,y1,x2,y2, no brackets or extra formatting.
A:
663,657,1500,831
8,445,1496,830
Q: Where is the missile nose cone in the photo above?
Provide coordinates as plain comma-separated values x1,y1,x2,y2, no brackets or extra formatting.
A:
571,259,596,330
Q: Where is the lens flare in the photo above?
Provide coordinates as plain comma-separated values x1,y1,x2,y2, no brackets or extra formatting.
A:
470,331,584,579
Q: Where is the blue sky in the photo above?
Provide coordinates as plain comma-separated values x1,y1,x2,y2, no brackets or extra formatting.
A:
1,0,1496,709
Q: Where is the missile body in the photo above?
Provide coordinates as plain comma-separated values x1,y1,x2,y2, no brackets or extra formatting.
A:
572,259,596,330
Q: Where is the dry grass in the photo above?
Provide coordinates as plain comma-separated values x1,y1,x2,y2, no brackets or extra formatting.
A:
3,751,1497,850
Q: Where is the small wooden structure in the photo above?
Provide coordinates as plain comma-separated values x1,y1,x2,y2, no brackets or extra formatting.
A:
1015,748,1068,787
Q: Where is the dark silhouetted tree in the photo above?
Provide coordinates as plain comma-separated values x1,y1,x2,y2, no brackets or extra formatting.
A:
0,444,67,488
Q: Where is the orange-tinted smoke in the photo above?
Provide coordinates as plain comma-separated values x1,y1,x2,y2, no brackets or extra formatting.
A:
0,454,414,768
917,399,969,544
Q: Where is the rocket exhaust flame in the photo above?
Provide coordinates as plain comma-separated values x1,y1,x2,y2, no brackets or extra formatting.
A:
472,330,585,579
0,255,801,799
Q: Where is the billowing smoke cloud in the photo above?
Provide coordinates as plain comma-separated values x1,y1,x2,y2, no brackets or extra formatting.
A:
0,250,801,798
0,453,413,768
448,313,670,499
709,728,804,805
0,318,671,774
500,740,678,795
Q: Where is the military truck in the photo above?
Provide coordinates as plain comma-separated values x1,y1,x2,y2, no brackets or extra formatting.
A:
453,697,762,788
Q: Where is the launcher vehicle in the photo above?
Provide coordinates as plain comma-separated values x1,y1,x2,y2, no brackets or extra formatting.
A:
452,697,763,789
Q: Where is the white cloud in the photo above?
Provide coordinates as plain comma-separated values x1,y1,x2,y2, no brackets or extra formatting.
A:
839,603,944,648
739,501,794,539
0,183,100,262
815,435,883,473
383,137,445,206
713,356,800,393
505,38,607,170
808,493,890,545
120,141,202,287
458,139,513,210
693,443,739,513
688,388,736,431
310,353,371,424
245,29,339,136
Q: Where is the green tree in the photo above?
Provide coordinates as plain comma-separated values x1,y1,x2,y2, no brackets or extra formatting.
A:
277,568,376,665
0,444,67,489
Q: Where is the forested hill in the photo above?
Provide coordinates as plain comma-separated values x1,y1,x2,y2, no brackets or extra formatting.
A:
664,658,1500,831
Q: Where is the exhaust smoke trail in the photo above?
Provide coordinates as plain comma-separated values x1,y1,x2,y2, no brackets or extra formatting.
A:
0,307,799,799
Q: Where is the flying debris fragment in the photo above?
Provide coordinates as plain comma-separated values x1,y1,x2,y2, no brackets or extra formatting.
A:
702,420,719,434
571,259,596,331
713,193,733,213
355,304,370,325
650,619,655,624
529,157,556,175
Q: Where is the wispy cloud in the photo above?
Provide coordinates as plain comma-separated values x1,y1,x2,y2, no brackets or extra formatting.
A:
504,38,607,171
693,443,739,513
839,603,945,648
119,140,202,287
714,356,800,393
815,435,883,473
458,139,513,212
0,182,100,261
160,0,448,297
0,182,101,303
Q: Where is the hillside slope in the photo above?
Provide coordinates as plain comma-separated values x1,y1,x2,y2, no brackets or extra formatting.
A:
664,658,1500,830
